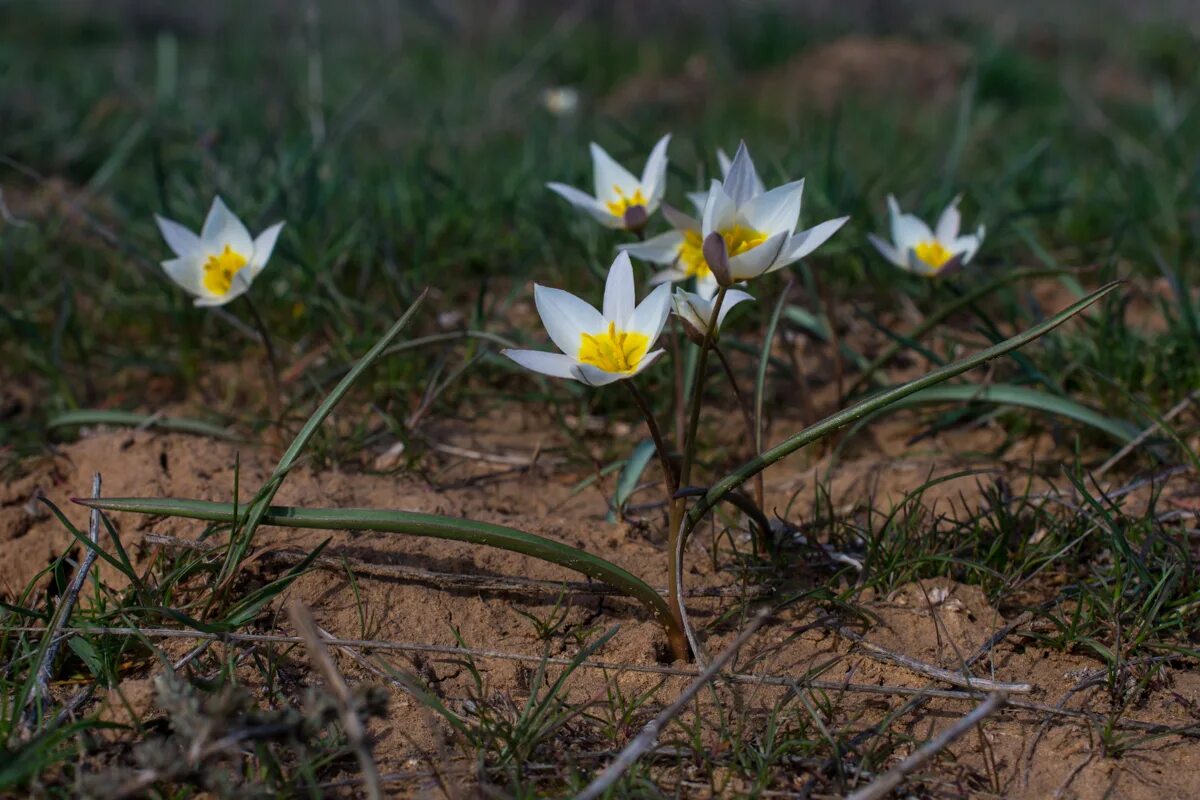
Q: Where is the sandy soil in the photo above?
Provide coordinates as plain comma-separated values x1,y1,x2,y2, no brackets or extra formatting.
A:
6,374,1199,799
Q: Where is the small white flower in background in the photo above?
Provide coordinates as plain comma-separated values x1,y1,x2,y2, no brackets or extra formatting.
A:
540,86,580,116
672,287,753,343
622,142,848,294
546,134,670,230
502,252,671,387
155,197,284,307
685,147,765,214
868,195,985,277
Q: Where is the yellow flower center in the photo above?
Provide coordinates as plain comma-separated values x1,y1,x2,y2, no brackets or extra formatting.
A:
723,225,768,256
578,321,649,374
913,240,953,270
679,230,708,278
202,245,250,296
677,225,767,279
604,186,648,218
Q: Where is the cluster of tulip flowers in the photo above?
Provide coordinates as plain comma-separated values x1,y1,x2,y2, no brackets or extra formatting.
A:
93,133,1123,667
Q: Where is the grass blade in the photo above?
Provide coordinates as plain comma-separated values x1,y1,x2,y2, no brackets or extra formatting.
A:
608,438,657,522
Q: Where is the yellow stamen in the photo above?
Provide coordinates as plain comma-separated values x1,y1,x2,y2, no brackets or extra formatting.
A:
202,245,249,296
679,230,708,278
677,225,767,279
913,240,953,270
604,185,648,218
578,321,649,374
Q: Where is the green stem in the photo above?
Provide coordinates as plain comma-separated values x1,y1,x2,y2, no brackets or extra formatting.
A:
679,285,728,489
713,343,765,529
242,292,283,418
625,380,678,494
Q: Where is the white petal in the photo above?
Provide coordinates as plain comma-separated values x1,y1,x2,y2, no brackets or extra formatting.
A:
740,180,804,235
715,289,754,329
649,266,689,285
161,256,206,297
868,232,906,268
200,196,253,255
701,181,736,236
717,148,733,176
935,195,962,242
722,142,760,207
619,230,684,265
696,271,720,299
662,203,699,232
954,227,985,263
686,190,709,216
672,288,708,332
640,133,671,209
534,284,604,358
502,349,580,381
603,252,636,326
547,182,623,228
728,231,788,280
891,212,934,253
775,216,850,266
155,215,200,258
627,282,672,345
590,143,639,202
250,221,285,275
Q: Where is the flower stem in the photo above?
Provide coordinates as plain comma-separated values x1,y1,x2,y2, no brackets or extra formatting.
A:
679,285,727,489
242,292,283,422
713,343,766,533
624,380,677,495
624,379,688,661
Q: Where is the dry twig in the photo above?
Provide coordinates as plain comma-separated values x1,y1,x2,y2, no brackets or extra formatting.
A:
288,601,384,800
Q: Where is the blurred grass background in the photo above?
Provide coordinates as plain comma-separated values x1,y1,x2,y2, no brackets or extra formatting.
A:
2,0,1199,461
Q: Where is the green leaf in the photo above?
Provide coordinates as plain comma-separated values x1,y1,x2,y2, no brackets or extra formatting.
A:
66,637,104,680
607,438,657,522
76,496,677,637
688,281,1124,534
47,410,240,441
217,289,429,589
853,383,1140,444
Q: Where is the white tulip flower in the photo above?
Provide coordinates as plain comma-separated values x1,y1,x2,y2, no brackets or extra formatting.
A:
155,197,284,307
621,142,848,294
502,252,671,387
869,195,985,277
547,134,671,230
672,287,753,343
698,143,849,283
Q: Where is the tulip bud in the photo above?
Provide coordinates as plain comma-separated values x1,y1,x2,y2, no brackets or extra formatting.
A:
702,232,733,287
623,205,648,233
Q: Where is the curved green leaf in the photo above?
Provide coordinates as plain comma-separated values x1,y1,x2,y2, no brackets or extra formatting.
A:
854,383,1139,444
47,410,240,441
686,281,1123,534
77,496,677,635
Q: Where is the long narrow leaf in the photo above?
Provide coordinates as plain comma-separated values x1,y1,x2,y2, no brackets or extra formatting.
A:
47,410,240,441
850,383,1139,444
76,496,677,635
219,289,429,588
686,281,1122,533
